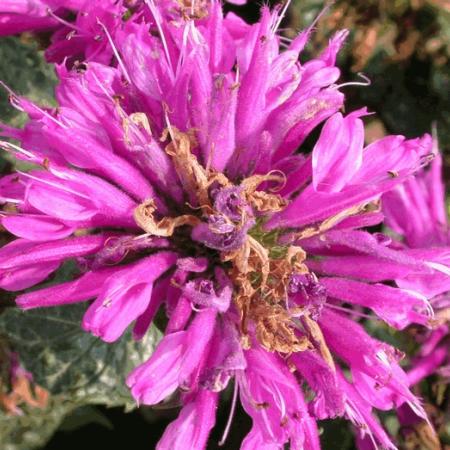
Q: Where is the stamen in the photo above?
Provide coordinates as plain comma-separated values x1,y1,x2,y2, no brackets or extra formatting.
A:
0,141,41,164
218,379,239,447
90,71,115,102
234,65,240,85
0,197,21,205
17,171,92,201
299,3,331,39
36,105,68,129
46,8,85,34
431,121,439,157
407,399,432,429
0,80,18,103
325,303,380,321
266,169,287,192
97,20,132,84
190,302,206,313
272,0,292,35
0,82,68,129
425,261,450,277
345,398,379,450
163,110,176,142
145,0,175,82
334,73,371,90
175,23,190,78
279,35,293,43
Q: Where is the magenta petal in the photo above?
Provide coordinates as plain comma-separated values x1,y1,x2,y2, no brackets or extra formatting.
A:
320,309,427,419
127,331,185,405
271,88,344,162
0,235,108,270
407,345,448,385
27,181,97,222
133,277,170,341
338,370,397,450
200,316,246,391
321,277,432,329
0,260,60,291
266,183,385,230
156,390,218,450
240,428,282,450
179,308,217,386
16,268,119,309
203,75,237,172
0,173,26,203
2,214,74,241
239,345,319,448
82,251,177,342
0,14,57,36
291,350,345,419
166,296,192,333
312,110,365,193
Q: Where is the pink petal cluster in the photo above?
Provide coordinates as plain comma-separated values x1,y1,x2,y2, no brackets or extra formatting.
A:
0,0,247,63
0,0,124,64
0,1,445,449
382,148,449,425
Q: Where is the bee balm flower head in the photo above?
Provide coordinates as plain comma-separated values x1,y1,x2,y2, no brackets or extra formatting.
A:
0,1,440,448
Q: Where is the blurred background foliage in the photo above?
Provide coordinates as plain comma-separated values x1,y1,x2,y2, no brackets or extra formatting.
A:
0,0,449,449
288,0,450,182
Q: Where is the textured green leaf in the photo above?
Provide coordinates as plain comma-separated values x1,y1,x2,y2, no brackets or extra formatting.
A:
0,304,159,406
0,304,160,449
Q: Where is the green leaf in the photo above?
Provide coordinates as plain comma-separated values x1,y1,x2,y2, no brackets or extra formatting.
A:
58,405,113,432
0,36,57,172
0,304,161,449
0,36,56,127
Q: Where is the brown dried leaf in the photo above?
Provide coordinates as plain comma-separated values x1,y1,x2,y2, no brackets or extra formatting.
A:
134,199,200,236
163,128,211,209
253,303,311,354
301,315,335,371
295,201,380,240
248,236,270,287
129,112,151,133
250,190,288,213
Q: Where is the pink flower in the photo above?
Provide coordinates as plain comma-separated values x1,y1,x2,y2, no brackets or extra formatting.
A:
0,1,441,448
382,146,449,441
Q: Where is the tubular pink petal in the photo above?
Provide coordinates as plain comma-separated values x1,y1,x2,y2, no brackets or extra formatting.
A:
156,390,218,450
82,252,177,342
16,267,119,309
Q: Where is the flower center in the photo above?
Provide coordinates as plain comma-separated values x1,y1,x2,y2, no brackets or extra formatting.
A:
134,129,329,356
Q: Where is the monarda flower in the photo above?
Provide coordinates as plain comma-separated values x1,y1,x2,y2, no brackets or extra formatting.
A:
382,145,449,447
0,1,441,448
